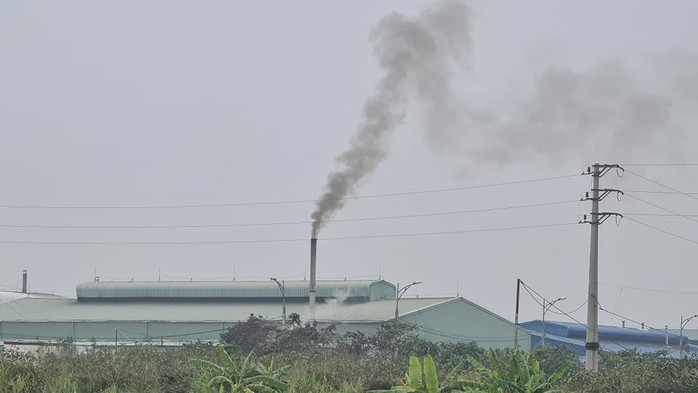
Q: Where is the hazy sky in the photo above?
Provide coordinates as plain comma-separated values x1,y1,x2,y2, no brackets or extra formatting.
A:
1,0,697,330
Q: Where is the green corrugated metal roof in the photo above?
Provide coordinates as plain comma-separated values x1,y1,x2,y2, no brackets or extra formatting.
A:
76,280,395,301
0,291,65,303
0,297,450,323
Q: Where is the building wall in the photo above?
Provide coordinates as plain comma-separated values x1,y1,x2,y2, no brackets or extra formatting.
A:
401,299,531,350
2,314,524,349
316,322,381,337
0,320,384,344
0,321,235,343
669,329,698,344
0,298,527,350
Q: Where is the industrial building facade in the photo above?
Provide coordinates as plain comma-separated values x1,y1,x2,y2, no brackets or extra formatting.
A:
522,320,698,358
0,280,530,350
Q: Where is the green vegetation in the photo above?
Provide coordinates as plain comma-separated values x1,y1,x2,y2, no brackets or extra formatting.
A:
562,349,698,392
0,344,207,393
190,346,288,392
462,349,570,393
369,355,468,393
1,318,697,392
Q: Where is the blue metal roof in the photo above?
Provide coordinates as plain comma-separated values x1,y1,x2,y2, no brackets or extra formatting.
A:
522,320,698,359
523,320,685,345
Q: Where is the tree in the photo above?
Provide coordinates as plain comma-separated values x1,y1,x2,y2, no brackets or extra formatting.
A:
373,322,432,359
338,331,375,356
273,324,337,353
436,341,486,373
531,346,581,377
287,313,301,327
221,314,280,355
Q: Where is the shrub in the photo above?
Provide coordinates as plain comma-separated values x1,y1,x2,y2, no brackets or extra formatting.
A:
191,346,289,392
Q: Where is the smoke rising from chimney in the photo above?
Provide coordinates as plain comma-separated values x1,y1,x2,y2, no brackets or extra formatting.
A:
451,62,678,167
311,3,695,237
311,1,471,237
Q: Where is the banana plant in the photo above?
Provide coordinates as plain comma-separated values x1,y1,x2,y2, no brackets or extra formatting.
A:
370,354,467,393
190,346,289,393
461,348,570,393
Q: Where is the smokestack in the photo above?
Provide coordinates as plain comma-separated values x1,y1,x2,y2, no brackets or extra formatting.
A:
310,238,317,311
21,270,27,293
310,1,472,235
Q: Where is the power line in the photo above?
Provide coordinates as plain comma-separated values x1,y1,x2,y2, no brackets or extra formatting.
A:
0,323,514,343
415,325,516,343
623,213,698,218
621,164,698,167
0,326,230,341
522,283,585,324
521,282,630,350
596,302,685,340
0,174,580,209
624,217,698,246
624,193,698,225
624,190,698,196
522,284,597,336
0,222,578,245
618,285,698,296
625,170,698,202
0,200,579,229
521,284,549,310
520,283,586,318
548,300,588,316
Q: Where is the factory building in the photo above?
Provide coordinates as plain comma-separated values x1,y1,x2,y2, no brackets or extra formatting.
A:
522,320,698,358
0,280,530,350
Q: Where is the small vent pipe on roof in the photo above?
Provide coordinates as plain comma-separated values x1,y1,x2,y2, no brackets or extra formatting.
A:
21,270,27,293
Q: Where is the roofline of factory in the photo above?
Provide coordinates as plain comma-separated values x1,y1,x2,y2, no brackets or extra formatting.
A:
75,278,397,302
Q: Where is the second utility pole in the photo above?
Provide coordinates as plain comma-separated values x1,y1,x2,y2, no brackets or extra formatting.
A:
582,163,623,371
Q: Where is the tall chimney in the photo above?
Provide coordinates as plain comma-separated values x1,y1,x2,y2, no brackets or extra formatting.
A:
309,238,317,310
21,270,27,293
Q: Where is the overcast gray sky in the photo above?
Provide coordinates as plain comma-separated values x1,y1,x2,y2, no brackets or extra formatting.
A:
1,0,697,330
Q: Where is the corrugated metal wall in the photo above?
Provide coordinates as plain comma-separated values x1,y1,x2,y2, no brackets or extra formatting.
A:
76,280,396,301
0,300,526,350
0,321,236,343
76,281,282,299
400,299,531,350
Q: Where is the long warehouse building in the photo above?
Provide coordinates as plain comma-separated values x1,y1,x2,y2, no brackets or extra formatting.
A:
0,279,530,350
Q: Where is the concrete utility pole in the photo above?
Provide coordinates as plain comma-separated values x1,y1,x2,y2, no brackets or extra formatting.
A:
514,278,522,349
581,163,624,371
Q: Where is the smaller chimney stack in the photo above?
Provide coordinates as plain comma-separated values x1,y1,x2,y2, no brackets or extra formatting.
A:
21,270,27,293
